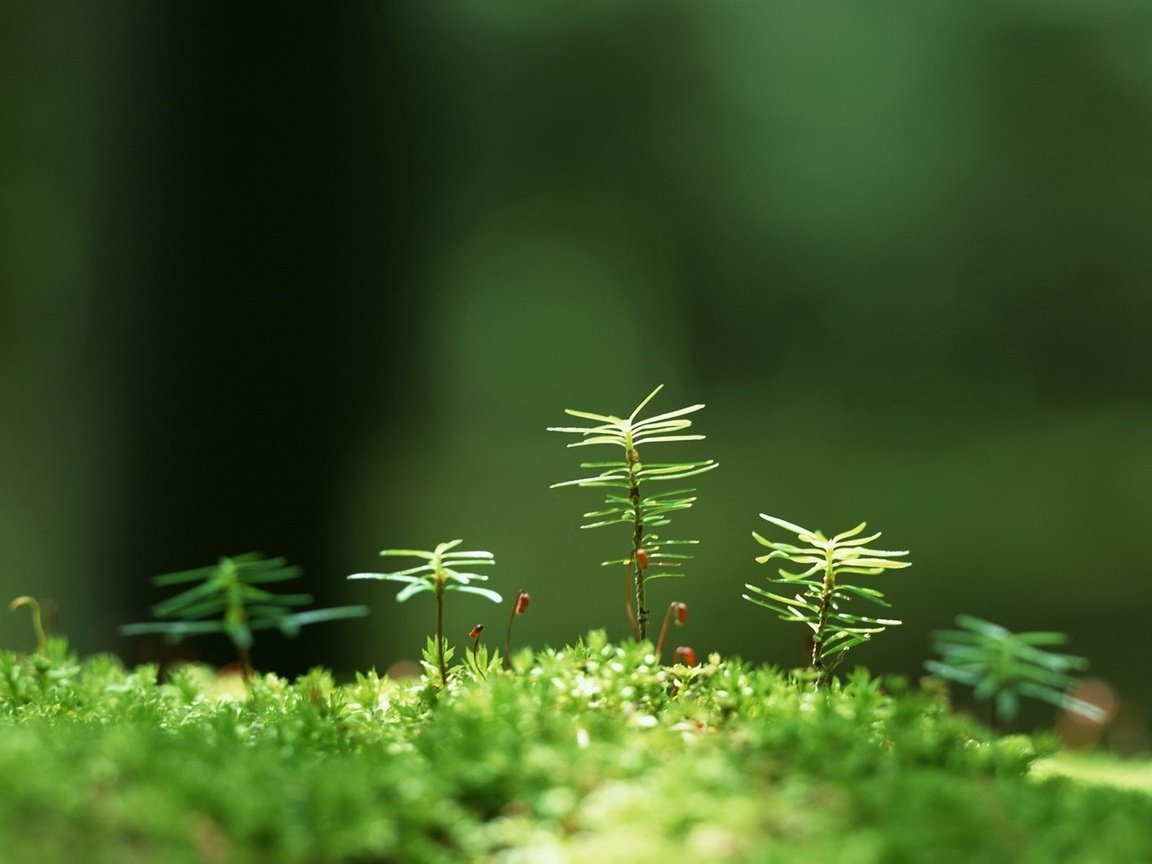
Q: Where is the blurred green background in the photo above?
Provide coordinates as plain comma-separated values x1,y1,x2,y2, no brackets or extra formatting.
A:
2,3,1150,735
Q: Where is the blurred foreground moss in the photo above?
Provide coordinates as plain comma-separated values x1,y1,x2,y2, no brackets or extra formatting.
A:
1,634,1149,863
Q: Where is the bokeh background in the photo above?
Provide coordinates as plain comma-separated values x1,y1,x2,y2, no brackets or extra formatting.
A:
3,3,1150,738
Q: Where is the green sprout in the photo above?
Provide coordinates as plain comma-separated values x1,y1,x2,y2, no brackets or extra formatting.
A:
348,540,501,687
121,553,369,680
925,614,1107,727
549,384,717,641
743,514,910,687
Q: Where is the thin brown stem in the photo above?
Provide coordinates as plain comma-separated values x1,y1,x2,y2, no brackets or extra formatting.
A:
469,625,485,679
9,596,48,657
504,590,530,671
655,603,674,662
504,607,515,671
624,567,639,641
655,602,688,663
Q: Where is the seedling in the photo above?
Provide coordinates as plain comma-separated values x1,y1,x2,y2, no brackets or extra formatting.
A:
503,589,530,670
122,553,369,680
349,540,501,687
925,614,1107,727
743,514,909,687
549,384,717,640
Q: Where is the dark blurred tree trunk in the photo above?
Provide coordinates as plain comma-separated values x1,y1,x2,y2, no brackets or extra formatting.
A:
93,6,430,672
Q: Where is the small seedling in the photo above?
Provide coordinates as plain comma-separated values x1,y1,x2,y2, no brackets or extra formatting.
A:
925,614,1107,728
549,384,717,640
504,590,530,670
743,514,909,687
9,596,48,657
349,540,501,687
122,553,369,680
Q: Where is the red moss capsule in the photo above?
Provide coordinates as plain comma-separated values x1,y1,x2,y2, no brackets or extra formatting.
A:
675,602,688,626
514,590,530,615
635,549,649,571
469,624,484,639
673,646,698,667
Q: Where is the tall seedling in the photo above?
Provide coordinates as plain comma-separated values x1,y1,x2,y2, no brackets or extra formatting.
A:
549,385,716,640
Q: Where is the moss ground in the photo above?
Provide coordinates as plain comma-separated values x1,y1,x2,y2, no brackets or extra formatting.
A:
1,634,1149,863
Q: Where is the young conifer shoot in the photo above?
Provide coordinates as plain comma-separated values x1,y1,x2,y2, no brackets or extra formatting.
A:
744,515,910,687
925,614,1107,728
349,540,501,687
121,554,369,680
549,385,716,641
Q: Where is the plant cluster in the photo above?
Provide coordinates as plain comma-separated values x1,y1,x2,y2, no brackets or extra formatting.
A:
105,385,1100,714
0,378,1132,863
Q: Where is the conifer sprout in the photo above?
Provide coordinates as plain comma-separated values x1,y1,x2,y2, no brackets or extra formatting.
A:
122,553,369,680
349,540,501,687
925,615,1107,727
549,384,717,641
743,514,910,687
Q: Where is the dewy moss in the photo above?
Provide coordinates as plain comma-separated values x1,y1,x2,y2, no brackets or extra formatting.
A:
0,633,1144,864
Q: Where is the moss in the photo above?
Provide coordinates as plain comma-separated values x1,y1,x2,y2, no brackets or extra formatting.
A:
0,637,1148,863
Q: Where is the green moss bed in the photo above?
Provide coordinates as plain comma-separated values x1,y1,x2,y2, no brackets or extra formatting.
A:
1,634,1149,863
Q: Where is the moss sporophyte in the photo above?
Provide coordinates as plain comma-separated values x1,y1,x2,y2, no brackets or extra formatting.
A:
8,596,48,657
504,590,530,670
